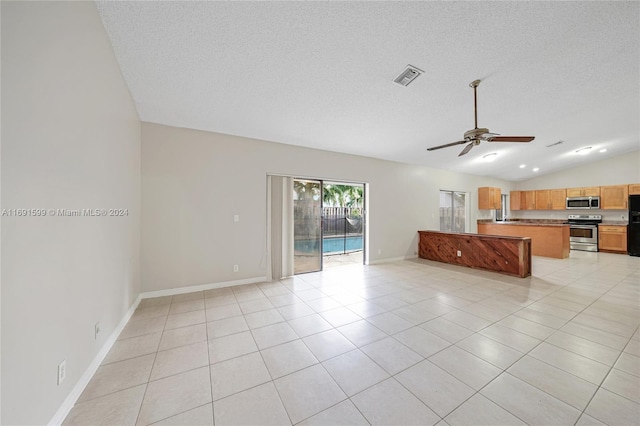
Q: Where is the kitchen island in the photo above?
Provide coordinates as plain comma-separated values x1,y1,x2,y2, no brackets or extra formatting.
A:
418,230,531,278
477,220,570,259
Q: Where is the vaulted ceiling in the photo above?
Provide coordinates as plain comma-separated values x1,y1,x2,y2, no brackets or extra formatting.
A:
96,1,639,181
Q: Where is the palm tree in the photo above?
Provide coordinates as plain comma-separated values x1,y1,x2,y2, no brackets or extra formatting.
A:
322,184,363,209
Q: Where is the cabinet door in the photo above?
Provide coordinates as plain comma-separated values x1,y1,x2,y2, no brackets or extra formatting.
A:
523,191,536,210
535,190,550,210
510,191,522,211
599,226,627,252
493,188,502,209
583,187,600,197
478,187,492,210
566,188,582,197
629,184,640,195
550,189,567,210
601,185,629,209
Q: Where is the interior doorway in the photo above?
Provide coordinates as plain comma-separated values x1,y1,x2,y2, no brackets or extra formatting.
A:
293,179,365,274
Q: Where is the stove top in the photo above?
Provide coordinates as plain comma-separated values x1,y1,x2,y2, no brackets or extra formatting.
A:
567,214,602,224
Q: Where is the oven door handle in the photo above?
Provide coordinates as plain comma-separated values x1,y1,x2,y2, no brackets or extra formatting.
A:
570,225,597,229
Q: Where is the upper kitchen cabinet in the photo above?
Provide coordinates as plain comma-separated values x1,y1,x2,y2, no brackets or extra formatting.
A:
510,191,522,211
535,190,550,210
535,189,566,210
523,190,536,210
549,189,567,210
629,184,640,195
566,187,600,197
478,187,501,210
510,190,536,210
600,185,629,209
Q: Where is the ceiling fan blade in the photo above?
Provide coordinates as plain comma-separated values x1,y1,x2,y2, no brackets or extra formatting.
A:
487,136,535,143
427,140,467,151
458,142,475,156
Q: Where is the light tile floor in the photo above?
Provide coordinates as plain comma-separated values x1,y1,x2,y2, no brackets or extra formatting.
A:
64,251,640,425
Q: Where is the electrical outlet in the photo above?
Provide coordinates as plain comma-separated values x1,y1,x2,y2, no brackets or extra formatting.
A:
377,249,382,255
57,360,66,385
233,265,239,272
457,250,462,257
233,214,239,223
94,322,101,339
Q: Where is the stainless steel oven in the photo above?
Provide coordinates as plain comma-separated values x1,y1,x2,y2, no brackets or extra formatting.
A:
567,214,602,252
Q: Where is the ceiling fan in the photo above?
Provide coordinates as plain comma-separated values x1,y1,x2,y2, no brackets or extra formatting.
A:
427,79,535,157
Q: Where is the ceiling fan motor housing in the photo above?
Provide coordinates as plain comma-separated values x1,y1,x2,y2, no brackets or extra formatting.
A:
464,128,491,140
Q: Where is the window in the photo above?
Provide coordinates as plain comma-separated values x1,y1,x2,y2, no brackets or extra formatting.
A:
439,190,466,233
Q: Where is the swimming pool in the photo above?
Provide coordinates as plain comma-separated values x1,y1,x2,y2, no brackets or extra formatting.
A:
294,235,363,254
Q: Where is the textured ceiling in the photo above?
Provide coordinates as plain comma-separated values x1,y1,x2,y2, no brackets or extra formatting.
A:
96,1,639,181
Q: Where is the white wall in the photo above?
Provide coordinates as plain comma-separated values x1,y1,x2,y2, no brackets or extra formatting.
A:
514,151,640,190
141,123,512,292
510,152,640,221
1,2,140,425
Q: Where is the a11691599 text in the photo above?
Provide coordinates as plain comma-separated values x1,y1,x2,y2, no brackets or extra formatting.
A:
1,208,129,217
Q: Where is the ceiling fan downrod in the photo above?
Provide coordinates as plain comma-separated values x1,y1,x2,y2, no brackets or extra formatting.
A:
470,79,481,131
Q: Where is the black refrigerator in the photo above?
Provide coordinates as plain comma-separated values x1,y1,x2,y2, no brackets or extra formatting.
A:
629,195,640,256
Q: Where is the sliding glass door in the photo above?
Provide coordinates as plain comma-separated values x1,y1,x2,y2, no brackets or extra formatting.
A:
293,179,323,274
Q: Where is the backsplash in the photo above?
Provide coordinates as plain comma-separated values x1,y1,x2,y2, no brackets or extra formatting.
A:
510,209,627,223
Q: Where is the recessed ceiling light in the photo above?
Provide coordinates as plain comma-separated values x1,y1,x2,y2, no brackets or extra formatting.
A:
533,167,540,172
519,164,526,169
482,153,498,162
599,148,607,153
575,146,592,155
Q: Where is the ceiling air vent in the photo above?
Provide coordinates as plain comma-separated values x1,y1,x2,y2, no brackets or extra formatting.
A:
545,140,564,148
393,65,424,87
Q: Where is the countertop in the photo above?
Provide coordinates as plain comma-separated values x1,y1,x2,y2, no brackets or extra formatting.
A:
600,221,628,226
477,220,569,227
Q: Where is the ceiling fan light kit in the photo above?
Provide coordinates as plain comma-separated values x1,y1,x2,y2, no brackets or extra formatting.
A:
427,79,535,157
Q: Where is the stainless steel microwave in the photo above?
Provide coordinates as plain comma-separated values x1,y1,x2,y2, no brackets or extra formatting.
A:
566,196,600,209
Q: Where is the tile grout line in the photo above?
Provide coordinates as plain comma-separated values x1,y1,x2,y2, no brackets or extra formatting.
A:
245,285,296,426
134,300,169,426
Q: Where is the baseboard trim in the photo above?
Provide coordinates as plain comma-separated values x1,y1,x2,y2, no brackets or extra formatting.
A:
139,276,267,299
368,255,418,265
48,293,142,426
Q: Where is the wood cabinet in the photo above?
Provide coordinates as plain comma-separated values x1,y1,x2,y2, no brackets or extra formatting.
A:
509,190,544,210
478,223,570,259
535,190,550,210
478,187,501,210
511,184,635,211
601,185,629,209
534,189,566,210
523,191,536,210
566,187,600,197
629,184,640,195
510,191,522,210
549,189,567,210
599,225,627,253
